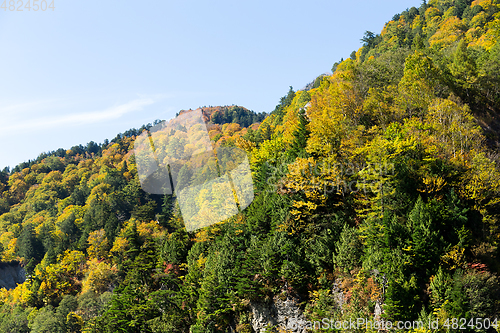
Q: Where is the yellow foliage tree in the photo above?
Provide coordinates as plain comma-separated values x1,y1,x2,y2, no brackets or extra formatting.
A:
306,60,362,158
87,229,109,260
81,258,117,294
429,17,467,49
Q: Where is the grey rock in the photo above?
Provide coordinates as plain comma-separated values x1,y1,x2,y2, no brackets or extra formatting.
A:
0,262,26,290
250,295,308,333
374,300,383,321
332,280,344,310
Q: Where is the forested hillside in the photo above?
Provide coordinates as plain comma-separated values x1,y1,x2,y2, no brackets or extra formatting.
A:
1,0,500,332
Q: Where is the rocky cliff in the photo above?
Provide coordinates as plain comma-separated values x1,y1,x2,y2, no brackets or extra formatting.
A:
250,295,308,332
0,262,26,290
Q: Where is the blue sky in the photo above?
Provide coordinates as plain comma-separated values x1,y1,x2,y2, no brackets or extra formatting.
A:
0,0,420,170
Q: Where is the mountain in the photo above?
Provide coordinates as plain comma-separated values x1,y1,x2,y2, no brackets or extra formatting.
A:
1,0,500,331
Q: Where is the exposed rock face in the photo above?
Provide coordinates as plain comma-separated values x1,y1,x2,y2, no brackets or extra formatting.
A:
0,262,26,290
331,280,344,309
250,295,308,333
374,300,383,321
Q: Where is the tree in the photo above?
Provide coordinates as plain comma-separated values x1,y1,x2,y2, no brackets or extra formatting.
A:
17,223,44,273
288,108,311,158
271,86,295,124
406,197,440,277
449,39,477,103
333,225,363,273
86,141,100,155
383,276,420,321
96,241,160,332
0,305,30,333
87,229,109,260
30,306,65,333
397,51,437,117
175,165,192,193
361,31,376,48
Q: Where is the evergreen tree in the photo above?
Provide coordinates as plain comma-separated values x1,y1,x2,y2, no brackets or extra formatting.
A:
289,108,311,158
17,223,44,273
271,86,295,124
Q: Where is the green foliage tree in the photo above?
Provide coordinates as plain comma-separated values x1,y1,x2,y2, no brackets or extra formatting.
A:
30,306,65,333
0,305,30,333
270,86,295,124
333,225,363,273
288,108,311,159
17,223,45,272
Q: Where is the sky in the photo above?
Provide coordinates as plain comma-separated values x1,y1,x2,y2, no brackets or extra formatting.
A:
0,0,421,170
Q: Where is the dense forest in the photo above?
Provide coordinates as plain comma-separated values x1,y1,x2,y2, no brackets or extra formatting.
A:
1,0,500,331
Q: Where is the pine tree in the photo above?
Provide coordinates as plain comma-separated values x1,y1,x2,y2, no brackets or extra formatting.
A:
289,108,311,159
17,223,44,273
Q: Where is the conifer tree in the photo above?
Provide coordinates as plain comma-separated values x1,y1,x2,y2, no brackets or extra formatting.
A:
289,108,311,158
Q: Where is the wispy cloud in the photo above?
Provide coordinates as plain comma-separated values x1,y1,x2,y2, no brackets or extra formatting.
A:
0,98,65,115
0,97,158,135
